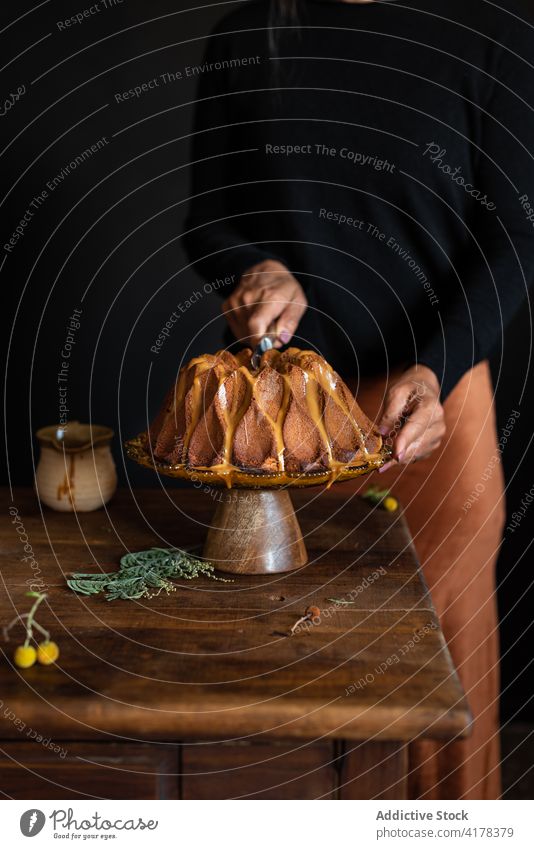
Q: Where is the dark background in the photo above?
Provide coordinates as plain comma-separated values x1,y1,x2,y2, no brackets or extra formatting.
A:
2,0,533,723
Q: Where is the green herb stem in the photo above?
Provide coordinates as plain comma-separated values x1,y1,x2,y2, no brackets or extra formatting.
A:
67,547,231,601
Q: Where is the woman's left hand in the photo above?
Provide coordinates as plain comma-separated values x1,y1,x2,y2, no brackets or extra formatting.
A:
377,364,446,472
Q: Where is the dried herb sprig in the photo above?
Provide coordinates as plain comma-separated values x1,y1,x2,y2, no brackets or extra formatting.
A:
66,547,231,601
325,597,357,606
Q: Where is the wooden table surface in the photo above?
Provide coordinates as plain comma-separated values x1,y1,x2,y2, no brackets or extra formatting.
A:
0,486,471,747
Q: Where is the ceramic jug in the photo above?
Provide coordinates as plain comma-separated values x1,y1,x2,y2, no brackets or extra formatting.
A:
35,421,117,512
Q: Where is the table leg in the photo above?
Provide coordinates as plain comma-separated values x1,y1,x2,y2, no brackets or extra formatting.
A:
338,741,408,799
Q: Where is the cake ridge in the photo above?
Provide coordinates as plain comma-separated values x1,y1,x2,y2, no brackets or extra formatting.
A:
149,347,382,475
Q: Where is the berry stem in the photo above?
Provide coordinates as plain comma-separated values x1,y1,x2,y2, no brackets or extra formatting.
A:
3,613,28,641
22,592,47,648
31,620,50,641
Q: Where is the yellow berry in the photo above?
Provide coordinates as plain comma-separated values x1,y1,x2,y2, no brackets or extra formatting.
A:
37,641,60,665
14,645,37,668
383,496,399,512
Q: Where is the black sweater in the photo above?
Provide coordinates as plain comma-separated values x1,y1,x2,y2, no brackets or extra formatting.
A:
183,0,534,398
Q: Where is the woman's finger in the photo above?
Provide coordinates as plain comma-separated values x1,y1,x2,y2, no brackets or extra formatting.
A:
378,383,419,438
274,293,307,346
378,459,398,475
416,437,444,462
247,299,288,346
395,404,445,461
239,281,266,305
396,416,437,462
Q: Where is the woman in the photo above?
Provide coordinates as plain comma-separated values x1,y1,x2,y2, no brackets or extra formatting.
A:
184,0,534,798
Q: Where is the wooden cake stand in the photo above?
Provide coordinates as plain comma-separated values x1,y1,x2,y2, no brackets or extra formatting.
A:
126,433,390,576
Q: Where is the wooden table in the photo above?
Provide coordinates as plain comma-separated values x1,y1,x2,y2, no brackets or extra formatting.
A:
0,486,470,800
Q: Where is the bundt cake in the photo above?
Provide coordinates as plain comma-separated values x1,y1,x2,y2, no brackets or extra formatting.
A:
148,348,382,477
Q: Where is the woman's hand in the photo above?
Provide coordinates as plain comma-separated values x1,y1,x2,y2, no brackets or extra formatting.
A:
222,259,307,348
378,364,446,472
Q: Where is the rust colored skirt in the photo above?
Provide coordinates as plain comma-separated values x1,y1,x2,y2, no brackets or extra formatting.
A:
345,361,505,799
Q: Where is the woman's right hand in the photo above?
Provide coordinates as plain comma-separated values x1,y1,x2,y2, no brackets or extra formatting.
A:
222,259,307,348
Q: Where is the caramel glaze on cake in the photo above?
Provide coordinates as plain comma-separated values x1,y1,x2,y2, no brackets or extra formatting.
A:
148,348,382,483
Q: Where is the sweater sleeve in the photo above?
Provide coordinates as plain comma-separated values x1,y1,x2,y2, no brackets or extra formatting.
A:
418,25,534,400
182,22,283,287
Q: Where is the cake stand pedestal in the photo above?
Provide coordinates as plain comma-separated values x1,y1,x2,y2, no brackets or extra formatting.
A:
125,434,390,576
203,489,307,574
